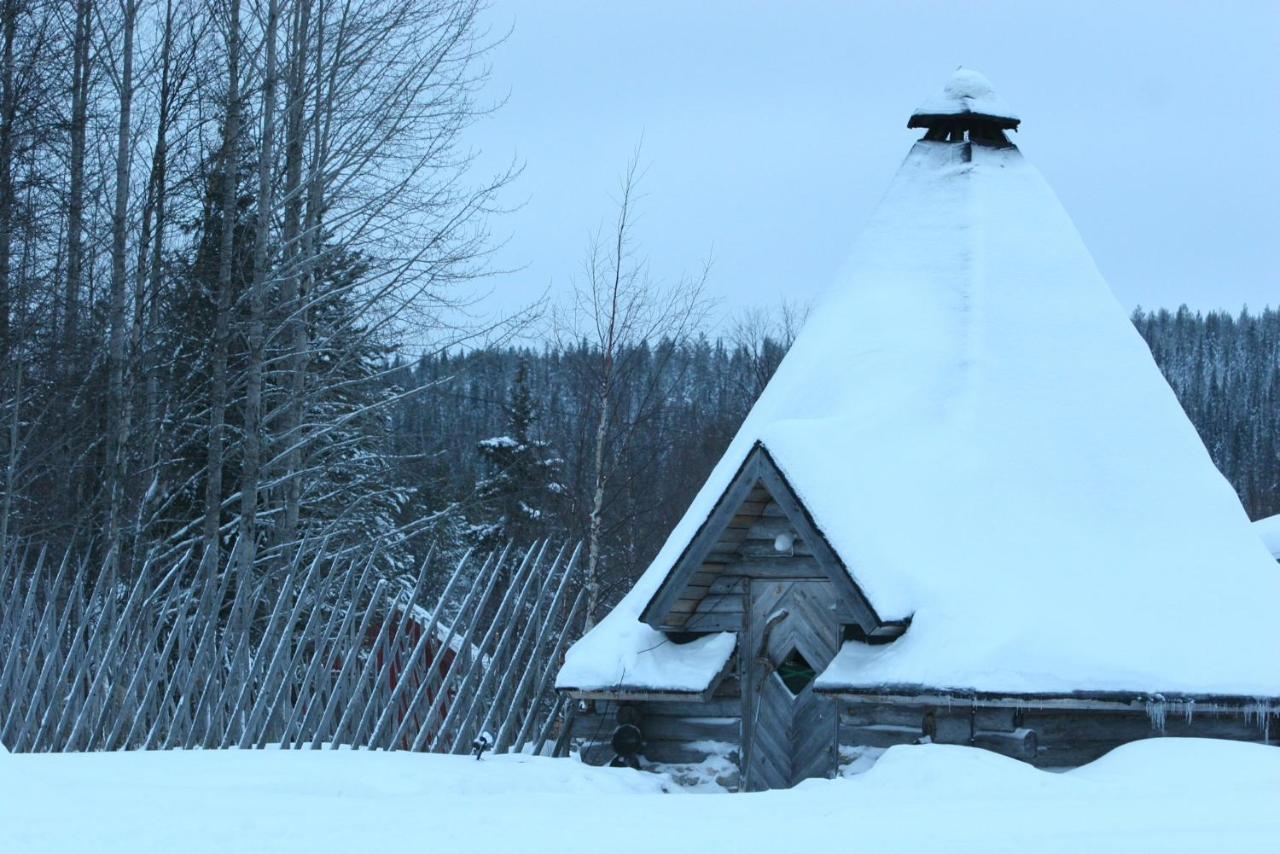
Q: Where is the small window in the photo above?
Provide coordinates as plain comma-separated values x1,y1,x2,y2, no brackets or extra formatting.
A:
777,647,816,695
842,620,909,646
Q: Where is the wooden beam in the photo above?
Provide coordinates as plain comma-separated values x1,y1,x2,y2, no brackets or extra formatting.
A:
565,688,713,702
640,715,739,742
634,698,741,717
817,686,1280,716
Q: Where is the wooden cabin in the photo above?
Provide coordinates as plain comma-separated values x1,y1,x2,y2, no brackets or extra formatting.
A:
555,69,1280,791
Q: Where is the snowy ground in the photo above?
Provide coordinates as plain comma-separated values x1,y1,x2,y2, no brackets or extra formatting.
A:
1,739,1277,852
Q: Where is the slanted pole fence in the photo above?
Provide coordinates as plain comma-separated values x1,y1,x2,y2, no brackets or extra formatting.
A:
0,541,584,756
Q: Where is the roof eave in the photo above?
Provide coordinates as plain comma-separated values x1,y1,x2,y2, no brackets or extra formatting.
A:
813,683,1280,714
907,111,1020,130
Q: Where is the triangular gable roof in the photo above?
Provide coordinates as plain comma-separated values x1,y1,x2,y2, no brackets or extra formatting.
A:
558,72,1280,699
639,443,880,633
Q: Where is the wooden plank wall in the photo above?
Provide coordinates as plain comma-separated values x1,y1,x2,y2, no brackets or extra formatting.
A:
669,489,839,632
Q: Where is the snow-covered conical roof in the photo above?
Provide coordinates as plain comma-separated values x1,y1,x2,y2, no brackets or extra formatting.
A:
558,72,1280,700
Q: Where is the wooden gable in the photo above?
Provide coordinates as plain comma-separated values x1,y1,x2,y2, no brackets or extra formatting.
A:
640,443,882,634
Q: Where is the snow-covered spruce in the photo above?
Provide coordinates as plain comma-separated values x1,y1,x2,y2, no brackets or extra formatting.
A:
469,362,566,551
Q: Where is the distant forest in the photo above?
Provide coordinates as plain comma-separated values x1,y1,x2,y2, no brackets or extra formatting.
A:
390,306,1280,606
1131,307,1279,520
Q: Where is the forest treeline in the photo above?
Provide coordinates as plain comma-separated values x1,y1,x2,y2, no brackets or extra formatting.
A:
1132,306,1279,520
389,305,1280,611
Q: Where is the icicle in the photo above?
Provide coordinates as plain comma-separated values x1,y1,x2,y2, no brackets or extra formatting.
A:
1246,699,1275,743
1144,695,1168,732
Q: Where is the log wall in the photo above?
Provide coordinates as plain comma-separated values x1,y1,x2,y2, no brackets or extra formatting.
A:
570,690,1276,790
567,674,744,788
835,698,1275,768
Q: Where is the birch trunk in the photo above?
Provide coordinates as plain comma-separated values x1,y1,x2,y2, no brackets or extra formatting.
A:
0,0,16,371
63,0,91,358
584,382,609,631
0,363,18,554
139,0,176,487
239,0,281,569
276,0,311,547
202,0,242,558
106,0,138,567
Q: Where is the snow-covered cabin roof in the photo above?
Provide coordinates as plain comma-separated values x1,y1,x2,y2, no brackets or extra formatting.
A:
1255,514,1280,560
557,72,1280,701
908,67,1019,129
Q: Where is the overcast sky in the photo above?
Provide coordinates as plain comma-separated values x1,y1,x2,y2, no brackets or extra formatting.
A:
464,0,1279,333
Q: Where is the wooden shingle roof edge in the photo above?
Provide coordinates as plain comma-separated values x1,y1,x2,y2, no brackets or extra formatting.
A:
637,441,885,634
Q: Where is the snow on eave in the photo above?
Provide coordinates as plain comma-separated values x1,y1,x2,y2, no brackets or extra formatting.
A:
557,685,717,702
555,623,737,695
1253,514,1280,559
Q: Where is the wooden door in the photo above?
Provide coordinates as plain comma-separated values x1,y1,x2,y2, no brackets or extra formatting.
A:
740,579,839,791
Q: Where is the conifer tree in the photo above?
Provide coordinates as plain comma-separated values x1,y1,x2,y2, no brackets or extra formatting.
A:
470,362,565,550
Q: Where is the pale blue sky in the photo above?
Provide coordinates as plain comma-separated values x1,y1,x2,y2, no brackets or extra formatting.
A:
466,1,1279,329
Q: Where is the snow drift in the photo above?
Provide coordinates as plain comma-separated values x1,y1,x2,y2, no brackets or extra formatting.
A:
1,740,1276,852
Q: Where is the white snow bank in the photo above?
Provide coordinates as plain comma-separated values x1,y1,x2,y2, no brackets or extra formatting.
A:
1,741,1276,852
1254,513,1280,558
913,66,1019,120
1067,736,1279,786
569,131,1280,699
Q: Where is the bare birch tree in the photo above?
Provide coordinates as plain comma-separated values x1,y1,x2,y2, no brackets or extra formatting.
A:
0,0,511,581
238,0,280,569
62,0,92,356
201,0,242,562
559,151,711,627
105,0,139,565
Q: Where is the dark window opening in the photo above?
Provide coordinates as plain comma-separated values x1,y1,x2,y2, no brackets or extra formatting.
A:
777,647,816,695
842,620,910,646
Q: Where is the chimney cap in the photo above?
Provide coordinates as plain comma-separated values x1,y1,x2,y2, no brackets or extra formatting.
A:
909,67,1020,131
